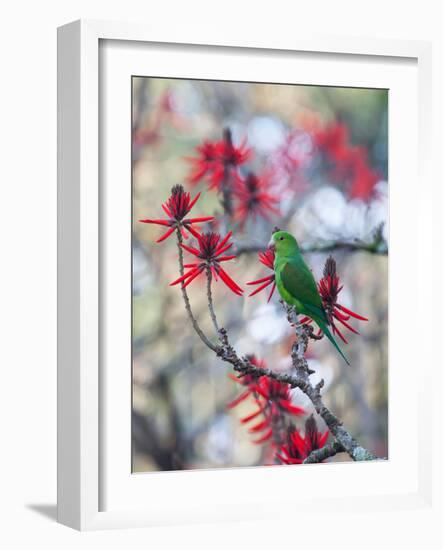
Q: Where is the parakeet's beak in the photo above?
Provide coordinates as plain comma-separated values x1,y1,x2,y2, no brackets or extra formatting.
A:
268,235,275,251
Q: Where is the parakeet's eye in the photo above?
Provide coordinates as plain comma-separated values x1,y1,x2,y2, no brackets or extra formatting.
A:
279,236,284,241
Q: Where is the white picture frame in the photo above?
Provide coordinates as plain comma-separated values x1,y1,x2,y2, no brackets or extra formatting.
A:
57,19,433,531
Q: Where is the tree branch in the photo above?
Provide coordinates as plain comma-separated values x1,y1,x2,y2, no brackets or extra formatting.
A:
235,238,388,257
174,232,378,462
214,328,377,461
303,441,346,464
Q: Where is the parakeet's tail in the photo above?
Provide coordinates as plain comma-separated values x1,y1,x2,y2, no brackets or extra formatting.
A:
316,319,350,366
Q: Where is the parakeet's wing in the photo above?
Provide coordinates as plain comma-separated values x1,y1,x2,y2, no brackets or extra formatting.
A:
280,260,321,306
280,258,348,365
280,259,328,324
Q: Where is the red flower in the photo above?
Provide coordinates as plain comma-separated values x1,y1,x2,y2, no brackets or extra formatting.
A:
226,359,263,409
186,128,251,191
215,128,251,172
311,256,368,344
228,358,305,445
234,172,279,227
255,376,305,417
276,425,305,464
170,231,243,295
314,122,380,201
186,141,218,185
348,147,380,200
246,248,276,302
314,122,351,164
139,184,214,243
276,416,329,465
226,373,259,409
303,414,329,455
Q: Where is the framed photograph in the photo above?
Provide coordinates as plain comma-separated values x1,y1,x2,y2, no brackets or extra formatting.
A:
57,20,433,530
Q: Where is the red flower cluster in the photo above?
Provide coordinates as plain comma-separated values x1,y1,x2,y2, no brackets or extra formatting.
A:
314,122,380,201
139,184,214,242
228,357,305,445
234,173,279,227
246,248,276,302
187,128,251,191
316,256,368,344
187,130,280,228
276,416,329,464
170,231,243,295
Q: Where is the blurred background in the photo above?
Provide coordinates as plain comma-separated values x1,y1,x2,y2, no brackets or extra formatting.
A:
132,76,388,472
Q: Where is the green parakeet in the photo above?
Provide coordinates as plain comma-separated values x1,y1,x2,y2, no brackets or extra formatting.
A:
270,230,350,366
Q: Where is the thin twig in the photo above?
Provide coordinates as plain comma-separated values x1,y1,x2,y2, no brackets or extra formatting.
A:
220,128,234,218
176,229,218,352
206,267,221,335
221,166,233,219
